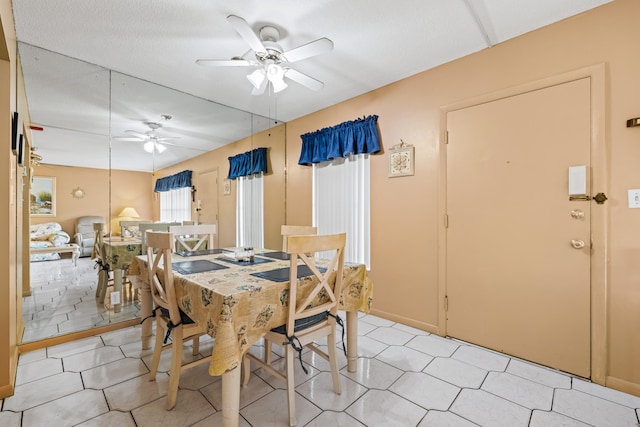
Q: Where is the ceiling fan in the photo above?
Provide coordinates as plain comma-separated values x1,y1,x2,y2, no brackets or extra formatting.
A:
196,15,334,95
114,115,179,154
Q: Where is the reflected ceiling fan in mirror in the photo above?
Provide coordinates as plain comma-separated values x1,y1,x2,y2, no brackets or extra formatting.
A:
196,15,333,95
114,114,179,154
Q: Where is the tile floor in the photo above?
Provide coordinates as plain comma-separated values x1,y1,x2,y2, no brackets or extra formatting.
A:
22,256,140,342
4,258,639,426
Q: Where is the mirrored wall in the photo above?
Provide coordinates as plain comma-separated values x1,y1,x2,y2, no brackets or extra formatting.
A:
19,42,285,343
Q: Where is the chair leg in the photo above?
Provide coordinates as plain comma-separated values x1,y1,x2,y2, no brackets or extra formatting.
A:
192,336,200,356
95,269,107,299
149,322,164,381
264,339,273,364
165,325,184,410
327,330,342,395
285,348,297,427
241,355,251,386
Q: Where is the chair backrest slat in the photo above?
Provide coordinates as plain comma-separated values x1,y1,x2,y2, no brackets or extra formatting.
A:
92,222,105,261
281,225,317,252
286,233,346,337
170,224,217,252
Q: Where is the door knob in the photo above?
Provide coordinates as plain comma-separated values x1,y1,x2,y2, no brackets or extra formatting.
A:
571,239,585,249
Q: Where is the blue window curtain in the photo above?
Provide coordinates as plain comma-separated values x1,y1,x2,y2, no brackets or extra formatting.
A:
227,147,268,180
298,115,381,165
154,170,192,193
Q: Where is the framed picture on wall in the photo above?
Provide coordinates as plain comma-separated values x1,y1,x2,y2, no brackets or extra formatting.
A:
11,112,19,155
30,176,56,217
388,141,415,177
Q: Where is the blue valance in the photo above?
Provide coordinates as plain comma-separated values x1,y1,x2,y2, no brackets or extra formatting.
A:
154,170,192,192
227,147,268,180
298,115,381,165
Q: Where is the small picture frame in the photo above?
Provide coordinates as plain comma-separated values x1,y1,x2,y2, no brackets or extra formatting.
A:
17,134,24,165
11,112,19,155
30,176,56,217
388,141,415,177
223,180,231,195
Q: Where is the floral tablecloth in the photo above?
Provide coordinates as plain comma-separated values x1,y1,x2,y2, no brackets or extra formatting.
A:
103,237,142,270
129,249,373,376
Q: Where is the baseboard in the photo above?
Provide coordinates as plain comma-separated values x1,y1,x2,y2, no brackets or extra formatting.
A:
606,375,640,398
369,308,439,335
18,318,139,353
0,345,18,399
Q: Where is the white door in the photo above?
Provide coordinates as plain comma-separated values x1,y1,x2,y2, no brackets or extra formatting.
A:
445,78,592,377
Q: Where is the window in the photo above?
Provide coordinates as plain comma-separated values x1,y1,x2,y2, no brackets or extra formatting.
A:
313,153,370,268
159,187,191,223
236,173,264,248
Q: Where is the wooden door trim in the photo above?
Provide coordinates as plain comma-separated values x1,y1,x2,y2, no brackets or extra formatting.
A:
438,63,607,385
197,168,219,248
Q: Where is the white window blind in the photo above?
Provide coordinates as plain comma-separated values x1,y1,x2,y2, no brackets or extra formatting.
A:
236,173,264,248
313,153,370,268
159,187,191,223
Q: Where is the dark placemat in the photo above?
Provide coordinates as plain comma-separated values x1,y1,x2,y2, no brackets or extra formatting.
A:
251,265,326,282
175,248,227,257
172,260,228,275
258,251,290,260
217,256,274,266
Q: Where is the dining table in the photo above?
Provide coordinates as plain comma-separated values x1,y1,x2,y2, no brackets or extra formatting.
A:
102,237,142,312
128,247,373,427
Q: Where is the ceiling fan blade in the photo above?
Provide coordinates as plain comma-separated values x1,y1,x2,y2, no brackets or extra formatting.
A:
113,137,145,141
284,68,324,91
227,15,266,54
196,58,254,67
282,38,334,63
156,137,181,142
125,130,149,139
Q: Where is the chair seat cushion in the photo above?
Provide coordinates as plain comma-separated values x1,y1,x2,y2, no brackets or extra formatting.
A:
159,307,195,325
271,311,329,335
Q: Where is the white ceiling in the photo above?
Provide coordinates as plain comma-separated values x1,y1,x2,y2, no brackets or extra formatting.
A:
11,0,613,172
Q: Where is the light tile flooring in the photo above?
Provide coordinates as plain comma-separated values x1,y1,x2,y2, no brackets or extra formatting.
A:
22,256,140,343
3,259,639,426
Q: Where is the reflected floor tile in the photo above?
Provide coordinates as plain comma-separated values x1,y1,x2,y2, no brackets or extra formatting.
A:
423,356,487,389
241,389,321,427
418,410,478,427
47,336,104,358
553,388,638,427
450,388,531,427
481,371,553,410
346,389,427,427
451,344,510,372
390,372,461,410
22,389,108,427
376,345,434,372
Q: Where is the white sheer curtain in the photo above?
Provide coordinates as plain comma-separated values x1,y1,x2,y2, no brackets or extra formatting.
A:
236,173,264,248
159,187,191,223
313,153,370,268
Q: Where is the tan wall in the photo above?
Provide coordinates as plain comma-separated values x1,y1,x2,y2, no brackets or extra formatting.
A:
30,164,153,236
285,0,640,394
155,123,286,250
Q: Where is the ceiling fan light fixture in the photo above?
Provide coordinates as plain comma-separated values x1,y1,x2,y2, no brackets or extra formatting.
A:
247,68,266,89
155,142,167,153
266,63,288,93
143,141,155,153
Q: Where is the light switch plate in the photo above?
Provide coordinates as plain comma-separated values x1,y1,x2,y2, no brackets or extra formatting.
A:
110,291,121,305
628,189,640,208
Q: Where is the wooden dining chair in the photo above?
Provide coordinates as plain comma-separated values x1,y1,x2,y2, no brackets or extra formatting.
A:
146,231,210,410
169,224,216,252
243,232,346,427
281,225,317,251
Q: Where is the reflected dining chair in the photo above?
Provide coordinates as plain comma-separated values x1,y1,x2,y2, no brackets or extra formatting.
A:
169,224,216,252
243,232,346,426
146,231,210,410
280,225,318,251
91,222,112,302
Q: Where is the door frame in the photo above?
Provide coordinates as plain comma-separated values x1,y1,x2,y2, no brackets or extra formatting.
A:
196,167,219,248
438,63,607,385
